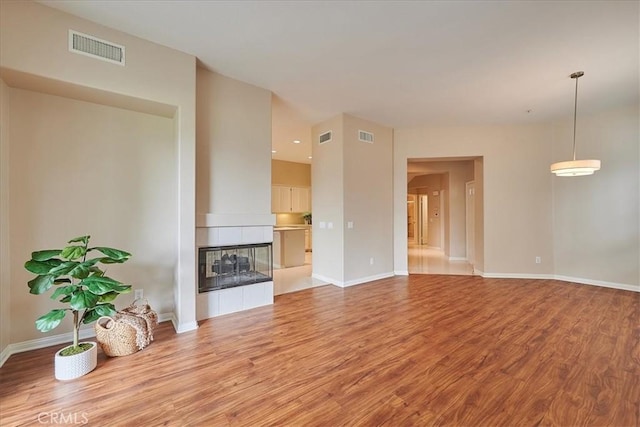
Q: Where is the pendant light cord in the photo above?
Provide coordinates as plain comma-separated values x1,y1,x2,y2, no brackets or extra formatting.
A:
572,74,579,161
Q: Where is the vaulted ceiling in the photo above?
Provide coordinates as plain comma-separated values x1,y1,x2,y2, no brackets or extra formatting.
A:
40,1,639,163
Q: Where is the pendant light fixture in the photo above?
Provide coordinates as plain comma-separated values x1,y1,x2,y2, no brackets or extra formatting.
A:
550,71,601,176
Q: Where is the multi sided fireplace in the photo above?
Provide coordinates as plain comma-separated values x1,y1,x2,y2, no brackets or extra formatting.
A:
198,243,272,293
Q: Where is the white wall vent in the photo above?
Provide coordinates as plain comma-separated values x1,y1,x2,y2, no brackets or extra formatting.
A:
358,130,374,143
69,30,125,66
319,131,332,145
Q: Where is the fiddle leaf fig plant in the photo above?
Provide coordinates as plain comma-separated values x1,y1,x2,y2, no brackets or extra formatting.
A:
25,235,132,354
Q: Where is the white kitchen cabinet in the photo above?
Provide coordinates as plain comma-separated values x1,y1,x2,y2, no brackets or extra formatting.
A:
291,187,310,213
272,185,310,213
271,185,292,213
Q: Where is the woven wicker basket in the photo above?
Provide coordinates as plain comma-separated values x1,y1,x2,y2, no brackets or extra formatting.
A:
95,316,139,357
121,298,158,335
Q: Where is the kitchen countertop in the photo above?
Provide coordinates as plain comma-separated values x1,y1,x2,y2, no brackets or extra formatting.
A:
274,225,311,231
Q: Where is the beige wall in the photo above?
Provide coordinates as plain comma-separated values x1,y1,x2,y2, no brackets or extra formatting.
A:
473,158,485,271
196,68,272,221
312,113,395,285
311,115,344,283
394,124,555,276
7,88,177,343
272,159,311,187
552,105,639,286
0,78,10,357
343,115,394,282
1,0,197,335
272,95,312,164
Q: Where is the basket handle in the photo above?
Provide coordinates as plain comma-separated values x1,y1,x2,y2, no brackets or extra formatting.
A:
131,297,149,306
96,316,115,330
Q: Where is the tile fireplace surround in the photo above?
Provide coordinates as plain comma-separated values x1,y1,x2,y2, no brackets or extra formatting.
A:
195,223,274,320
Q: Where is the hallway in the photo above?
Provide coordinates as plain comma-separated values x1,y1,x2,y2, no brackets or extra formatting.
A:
408,245,473,275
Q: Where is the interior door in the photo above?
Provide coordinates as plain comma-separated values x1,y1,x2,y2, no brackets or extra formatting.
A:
466,181,475,265
419,194,428,245
407,195,416,243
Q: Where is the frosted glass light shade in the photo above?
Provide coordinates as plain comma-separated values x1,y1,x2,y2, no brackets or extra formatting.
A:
550,159,601,176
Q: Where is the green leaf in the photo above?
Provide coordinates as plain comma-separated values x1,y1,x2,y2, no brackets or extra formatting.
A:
69,258,102,278
24,259,62,275
82,304,115,324
68,235,90,245
60,295,71,303
31,250,62,261
35,309,67,332
28,275,54,294
50,285,77,300
92,247,131,262
60,245,86,260
89,266,102,274
82,276,131,294
53,278,72,285
47,258,100,279
48,261,79,276
83,258,102,266
70,289,99,310
68,263,92,280
98,291,120,303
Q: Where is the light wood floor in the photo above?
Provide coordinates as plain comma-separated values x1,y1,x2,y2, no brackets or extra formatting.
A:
1,275,638,426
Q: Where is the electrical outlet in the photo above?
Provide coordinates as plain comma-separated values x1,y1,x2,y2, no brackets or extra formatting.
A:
134,289,144,300
370,257,374,265
535,256,541,264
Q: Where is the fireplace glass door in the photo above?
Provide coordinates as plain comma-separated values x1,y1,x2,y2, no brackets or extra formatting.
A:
198,243,273,292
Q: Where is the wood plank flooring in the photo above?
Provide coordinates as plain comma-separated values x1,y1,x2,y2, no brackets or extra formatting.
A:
1,275,638,426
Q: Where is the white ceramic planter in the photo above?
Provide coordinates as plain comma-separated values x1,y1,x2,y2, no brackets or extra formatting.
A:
54,342,98,380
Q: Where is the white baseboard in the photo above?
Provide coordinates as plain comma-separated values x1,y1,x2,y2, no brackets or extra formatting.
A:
0,312,173,368
448,257,467,262
170,315,198,334
478,272,638,292
157,312,173,323
552,275,639,293
394,270,409,276
0,345,10,368
311,273,339,286
341,272,395,288
312,272,395,288
480,272,554,280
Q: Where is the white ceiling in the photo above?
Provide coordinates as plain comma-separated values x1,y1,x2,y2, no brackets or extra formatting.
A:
40,1,639,164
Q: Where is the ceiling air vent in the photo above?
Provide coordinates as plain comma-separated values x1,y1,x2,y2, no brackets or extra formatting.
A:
319,131,332,145
69,30,125,66
358,130,374,143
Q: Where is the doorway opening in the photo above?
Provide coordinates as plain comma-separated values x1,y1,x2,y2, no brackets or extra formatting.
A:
407,158,482,275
